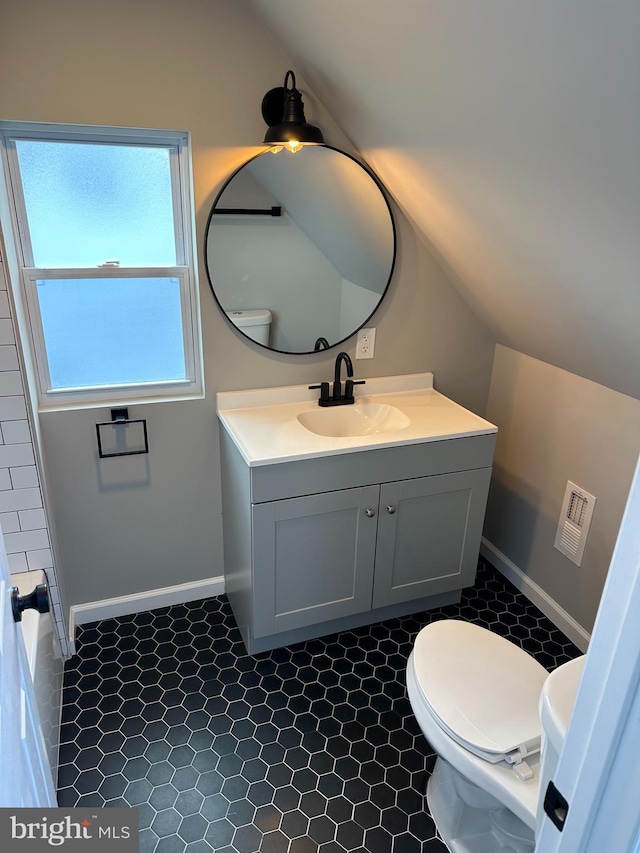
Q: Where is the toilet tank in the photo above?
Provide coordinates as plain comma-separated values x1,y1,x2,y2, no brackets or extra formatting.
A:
226,309,272,346
536,655,586,835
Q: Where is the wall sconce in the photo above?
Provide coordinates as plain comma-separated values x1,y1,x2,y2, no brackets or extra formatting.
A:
96,408,149,459
262,70,325,153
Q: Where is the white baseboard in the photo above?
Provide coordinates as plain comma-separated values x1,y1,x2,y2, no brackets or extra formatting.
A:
481,538,590,653
68,575,225,653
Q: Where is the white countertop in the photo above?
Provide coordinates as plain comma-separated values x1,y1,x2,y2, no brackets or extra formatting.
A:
217,372,497,467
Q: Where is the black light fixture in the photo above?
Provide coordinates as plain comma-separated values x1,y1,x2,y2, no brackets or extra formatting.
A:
262,70,325,153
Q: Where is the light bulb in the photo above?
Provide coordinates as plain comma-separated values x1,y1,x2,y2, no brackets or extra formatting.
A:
286,140,301,153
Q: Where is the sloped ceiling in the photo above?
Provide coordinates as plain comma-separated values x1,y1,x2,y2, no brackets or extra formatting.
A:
249,0,640,400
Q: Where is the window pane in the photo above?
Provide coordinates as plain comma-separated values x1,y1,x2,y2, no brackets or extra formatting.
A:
36,277,186,389
17,141,177,267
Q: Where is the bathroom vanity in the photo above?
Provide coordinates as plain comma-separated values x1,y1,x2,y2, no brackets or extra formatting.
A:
217,374,497,654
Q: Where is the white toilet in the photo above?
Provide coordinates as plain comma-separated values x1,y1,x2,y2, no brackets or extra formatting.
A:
225,309,272,346
406,619,585,853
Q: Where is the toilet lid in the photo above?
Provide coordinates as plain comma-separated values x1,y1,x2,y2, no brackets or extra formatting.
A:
412,620,548,761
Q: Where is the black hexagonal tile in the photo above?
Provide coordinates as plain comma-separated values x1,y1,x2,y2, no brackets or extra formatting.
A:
178,813,207,843
280,808,308,839
151,808,181,838
204,817,234,848
59,559,580,853
149,783,178,811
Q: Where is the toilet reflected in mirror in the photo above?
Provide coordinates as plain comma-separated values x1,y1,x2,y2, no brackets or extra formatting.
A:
225,309,272,346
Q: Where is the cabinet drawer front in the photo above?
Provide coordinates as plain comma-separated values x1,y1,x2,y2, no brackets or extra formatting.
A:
250,434,496,503
372,468,491,608
252,486,379,638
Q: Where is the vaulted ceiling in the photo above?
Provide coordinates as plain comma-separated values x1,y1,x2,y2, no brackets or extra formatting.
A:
250,0,640,400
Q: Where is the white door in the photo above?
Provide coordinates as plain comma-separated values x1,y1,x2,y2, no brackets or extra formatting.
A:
0,526,57,806
536,453,640,852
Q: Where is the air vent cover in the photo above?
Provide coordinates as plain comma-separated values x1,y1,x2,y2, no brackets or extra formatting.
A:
554,481,596,566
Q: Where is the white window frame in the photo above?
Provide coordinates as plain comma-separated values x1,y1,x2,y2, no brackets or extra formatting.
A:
0,122,203,409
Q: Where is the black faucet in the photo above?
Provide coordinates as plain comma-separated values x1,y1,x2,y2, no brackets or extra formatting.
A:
333,352,353,401
309,351,366,407
314,337,330,351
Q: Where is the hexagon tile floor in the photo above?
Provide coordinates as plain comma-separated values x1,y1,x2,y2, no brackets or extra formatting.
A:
57,559,581,853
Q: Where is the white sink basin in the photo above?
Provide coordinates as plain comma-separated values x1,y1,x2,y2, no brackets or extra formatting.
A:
217,373,498,466
297,403,411,438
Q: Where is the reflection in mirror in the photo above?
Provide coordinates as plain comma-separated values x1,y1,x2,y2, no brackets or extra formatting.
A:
205,146,395,354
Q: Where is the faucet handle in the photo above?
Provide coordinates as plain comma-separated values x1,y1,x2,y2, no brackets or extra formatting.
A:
344,379,366,402
309,382,330,404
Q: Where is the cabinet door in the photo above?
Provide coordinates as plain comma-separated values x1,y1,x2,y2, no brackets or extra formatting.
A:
372,468,492,609
252,485,379,638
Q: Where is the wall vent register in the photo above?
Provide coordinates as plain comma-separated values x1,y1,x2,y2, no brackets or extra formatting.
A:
554,481,597,566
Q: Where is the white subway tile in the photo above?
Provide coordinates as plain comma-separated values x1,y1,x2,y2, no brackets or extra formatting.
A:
0,396,27,421
0,371,23,396
0,319,15,346
1,420,31,444
0,511,20,533
52,602,64,624
0,346,19,372
26,548,53,570
0,487,42,513
18,507,46,531
0,444,35,469
57,635,70,658
7,551,28,572
0,469,11,490
48,583,60,606
4,528,50,554
10,466,39,489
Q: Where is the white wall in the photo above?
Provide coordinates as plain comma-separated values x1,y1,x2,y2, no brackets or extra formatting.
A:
0,0,495,610
249,146,393,290
339,280,379,341
483,346,640,634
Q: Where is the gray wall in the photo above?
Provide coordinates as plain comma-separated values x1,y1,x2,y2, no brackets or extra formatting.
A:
484,346,640,633
251,0,640,400
0,0,494,607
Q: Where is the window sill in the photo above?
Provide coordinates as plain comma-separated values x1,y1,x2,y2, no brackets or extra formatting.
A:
36,382,205,413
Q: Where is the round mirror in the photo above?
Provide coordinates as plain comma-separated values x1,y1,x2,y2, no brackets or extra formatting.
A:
204,145,396,354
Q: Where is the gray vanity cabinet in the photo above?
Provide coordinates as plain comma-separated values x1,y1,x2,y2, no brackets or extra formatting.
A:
219,429,496,654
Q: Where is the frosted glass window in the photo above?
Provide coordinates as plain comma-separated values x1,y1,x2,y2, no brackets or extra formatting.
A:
2,122,201,405
36,277,186,389
16,140,177,267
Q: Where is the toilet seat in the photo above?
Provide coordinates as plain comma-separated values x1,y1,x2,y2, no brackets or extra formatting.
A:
407,651,540,831
412,620,549,768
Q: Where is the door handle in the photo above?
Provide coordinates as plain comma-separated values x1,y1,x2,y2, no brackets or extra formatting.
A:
365,508,376,518
11,583,50,623
387,505,397,514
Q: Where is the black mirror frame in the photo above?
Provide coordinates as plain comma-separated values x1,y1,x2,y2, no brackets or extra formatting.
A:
203,145,397,355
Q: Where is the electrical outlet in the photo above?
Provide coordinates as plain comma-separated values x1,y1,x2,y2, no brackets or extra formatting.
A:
356,327,376,359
